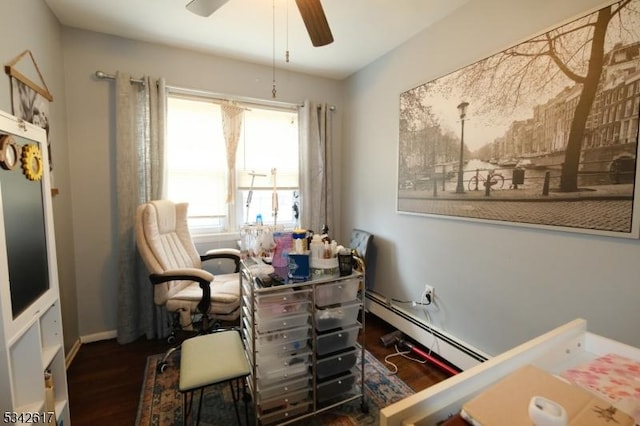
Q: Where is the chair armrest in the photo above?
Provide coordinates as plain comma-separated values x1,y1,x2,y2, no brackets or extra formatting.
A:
201,248,241,272
149,268,215,318
149,268,214,286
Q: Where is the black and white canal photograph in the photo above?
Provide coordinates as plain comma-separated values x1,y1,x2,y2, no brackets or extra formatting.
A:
397,0,640,238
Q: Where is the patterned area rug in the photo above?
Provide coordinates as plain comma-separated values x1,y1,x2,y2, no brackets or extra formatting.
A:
136,346,414,425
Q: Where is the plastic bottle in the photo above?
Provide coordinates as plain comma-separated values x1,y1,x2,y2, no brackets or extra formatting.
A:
310,234,323,260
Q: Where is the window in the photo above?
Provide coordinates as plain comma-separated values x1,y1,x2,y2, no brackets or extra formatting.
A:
166,93,299,234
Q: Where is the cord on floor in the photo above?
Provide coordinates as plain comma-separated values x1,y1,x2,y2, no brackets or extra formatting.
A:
384,344,428,375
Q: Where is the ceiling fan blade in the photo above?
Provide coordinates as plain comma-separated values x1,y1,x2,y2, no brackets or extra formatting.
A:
295,0,334,47
186,0,230,17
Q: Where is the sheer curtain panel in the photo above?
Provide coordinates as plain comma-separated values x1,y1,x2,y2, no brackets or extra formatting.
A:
115,72,168,344
221,102,245,204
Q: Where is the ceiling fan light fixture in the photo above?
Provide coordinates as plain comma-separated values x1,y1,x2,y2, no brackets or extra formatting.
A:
186,0,230,17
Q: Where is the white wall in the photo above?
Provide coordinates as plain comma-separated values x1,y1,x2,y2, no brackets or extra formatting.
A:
342,0,640,355
61,28,345,336
0,0,78,353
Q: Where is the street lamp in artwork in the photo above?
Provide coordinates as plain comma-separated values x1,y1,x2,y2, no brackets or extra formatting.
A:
455,101,469,194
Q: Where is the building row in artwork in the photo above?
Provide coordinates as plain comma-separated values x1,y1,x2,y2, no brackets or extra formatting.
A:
488,42,640,166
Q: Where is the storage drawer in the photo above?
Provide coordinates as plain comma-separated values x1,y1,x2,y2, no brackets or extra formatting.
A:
246,331,309,356
257,359,311,388
255,311,310,333
258,347,312,371
255,288,312,305
316,323,360,356
259,401,312,425
315,301,361,331
256,325,311,349
316,348,358,379
258,388,311,413
315,278,359,307
258,375,310,400
256,300,311,319
316,371,356,403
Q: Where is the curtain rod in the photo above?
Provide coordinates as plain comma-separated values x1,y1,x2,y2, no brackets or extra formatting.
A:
94,70,145,85
94,70,335,111
168,84,301,111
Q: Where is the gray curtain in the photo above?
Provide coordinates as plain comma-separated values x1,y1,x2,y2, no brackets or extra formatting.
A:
298,100,334,235
115,72,168,344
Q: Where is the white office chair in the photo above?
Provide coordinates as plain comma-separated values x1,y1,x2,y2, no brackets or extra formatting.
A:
135,200,242,371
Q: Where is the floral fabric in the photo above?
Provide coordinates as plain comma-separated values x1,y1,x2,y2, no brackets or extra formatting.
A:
562,353,640,423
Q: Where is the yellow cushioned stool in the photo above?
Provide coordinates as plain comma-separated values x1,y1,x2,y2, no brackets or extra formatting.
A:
179,330,250,425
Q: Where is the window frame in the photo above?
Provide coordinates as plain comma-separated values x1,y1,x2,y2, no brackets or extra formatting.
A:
165,86,300,237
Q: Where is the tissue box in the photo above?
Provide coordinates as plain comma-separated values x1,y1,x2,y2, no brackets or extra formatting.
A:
288,252,310,280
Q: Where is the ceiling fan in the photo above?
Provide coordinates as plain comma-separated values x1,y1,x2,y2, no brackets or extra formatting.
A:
185,0,334,47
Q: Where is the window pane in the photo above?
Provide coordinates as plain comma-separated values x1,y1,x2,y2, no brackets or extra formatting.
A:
238,108,299,181
166,94,299,233
166,97,228,230
241,189,297,227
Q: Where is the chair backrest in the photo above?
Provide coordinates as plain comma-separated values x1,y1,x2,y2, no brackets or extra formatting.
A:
135,200,202,305
349,228,373,263
349,228,374,288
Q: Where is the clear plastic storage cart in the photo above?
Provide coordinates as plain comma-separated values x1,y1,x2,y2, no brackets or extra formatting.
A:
240,257,368,425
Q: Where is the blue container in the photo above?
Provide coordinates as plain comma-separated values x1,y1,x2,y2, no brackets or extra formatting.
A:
288,252,310,280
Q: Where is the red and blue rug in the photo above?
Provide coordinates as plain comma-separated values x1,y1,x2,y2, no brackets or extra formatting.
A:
136,346,414,425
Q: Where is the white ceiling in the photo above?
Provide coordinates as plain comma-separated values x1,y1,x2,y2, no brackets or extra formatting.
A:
44,0,469,80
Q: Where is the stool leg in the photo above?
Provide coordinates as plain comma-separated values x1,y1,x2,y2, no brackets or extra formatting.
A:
242,377,249,426
183,392,190,426
229,380,242,424
196,388,204,426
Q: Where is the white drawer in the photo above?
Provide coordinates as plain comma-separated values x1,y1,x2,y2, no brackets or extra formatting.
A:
258,375,311,400
255,300,311,319
255,288,312,305
315,301,361,331
255,311,310,333
258,388,311,413
315,278,359,307
258,347,312,371
257,360,311,388
259,401,312,425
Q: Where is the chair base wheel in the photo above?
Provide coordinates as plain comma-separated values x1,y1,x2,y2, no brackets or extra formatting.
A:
157,362,168,374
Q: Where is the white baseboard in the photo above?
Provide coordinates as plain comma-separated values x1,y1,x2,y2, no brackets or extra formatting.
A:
365,292,490,371
80,329,117,344
65,338,82,368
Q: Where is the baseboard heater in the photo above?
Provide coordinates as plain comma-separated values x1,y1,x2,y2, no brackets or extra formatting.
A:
365,291,490,372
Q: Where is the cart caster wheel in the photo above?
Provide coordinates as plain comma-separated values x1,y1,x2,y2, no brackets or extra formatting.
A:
156,362,168,374
167,335,176,344
361,402,369,414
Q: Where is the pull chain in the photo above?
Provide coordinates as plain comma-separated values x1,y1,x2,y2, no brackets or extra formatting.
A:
272,0,277,98
285,0,290,63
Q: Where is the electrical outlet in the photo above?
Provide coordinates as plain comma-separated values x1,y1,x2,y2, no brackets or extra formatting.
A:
424,284,434,304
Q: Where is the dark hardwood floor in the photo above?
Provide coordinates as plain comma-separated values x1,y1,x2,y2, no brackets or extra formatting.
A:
67,313,451,425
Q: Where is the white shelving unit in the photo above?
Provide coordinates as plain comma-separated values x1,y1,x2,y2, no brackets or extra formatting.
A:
0,110,69,425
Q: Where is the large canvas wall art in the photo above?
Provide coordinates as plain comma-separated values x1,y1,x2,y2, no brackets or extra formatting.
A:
397,0,640,238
